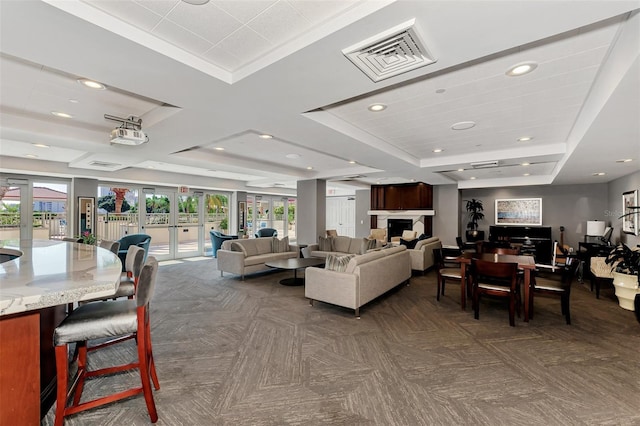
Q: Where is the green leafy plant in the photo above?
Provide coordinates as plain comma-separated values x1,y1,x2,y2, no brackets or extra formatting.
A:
465,199,484,231
605,244,640,282
219,217,228,231
78,231,97,245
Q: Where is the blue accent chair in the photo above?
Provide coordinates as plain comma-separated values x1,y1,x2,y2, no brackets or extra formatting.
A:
117,233,151,271
210,230,237,257
254,228,277,238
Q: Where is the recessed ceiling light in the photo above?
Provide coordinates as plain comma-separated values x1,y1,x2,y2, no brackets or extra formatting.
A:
523,173,530,176
517,136,533,142
77,78,105,90
181,0,210,4
451,121,476,130
457,168,464,172
258,134,273,139
25,154,38,158
376,181,380,184
593,172,606,176
616,158,633,163
470,177,476,180
214,147,225,151
433,148,443,153
506,61,538,77
368,103,387,112
68,99,79,104
32,143,49,148
348,160,356,164
435,88,446,94
51,111,73,118
410,179,416,182
286,153,300,159
521,162,530,166
306,166,313,170
147,165,155,169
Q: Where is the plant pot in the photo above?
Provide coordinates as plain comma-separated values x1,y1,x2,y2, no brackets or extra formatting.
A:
612,272,640,311
465,230,485,242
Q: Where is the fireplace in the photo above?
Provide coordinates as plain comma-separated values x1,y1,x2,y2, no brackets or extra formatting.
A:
387,219,413,242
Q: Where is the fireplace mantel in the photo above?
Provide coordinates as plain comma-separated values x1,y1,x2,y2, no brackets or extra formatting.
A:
367,210,435,217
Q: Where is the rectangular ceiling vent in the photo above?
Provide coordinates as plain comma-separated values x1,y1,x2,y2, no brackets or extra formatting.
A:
470,160,499,169
342,19,436,82
89,160,121,168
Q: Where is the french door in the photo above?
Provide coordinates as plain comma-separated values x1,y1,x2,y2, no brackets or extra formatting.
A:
143,191,202,260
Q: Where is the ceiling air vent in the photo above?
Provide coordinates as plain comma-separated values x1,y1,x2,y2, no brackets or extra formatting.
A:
470,161,499,169
342,19,436,82
89,161,122,168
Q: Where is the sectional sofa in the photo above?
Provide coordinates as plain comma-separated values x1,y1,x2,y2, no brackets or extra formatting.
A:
305,245,412,317
301,235,379,258
217,237,298,279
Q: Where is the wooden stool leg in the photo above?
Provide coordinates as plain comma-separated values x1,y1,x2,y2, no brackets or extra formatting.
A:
73,342,88,406
54,345,69,426
137,313,158,423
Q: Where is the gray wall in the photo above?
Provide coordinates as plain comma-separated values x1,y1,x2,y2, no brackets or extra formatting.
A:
460,183,609,251
355,189,371,238
296,179,326,245
607,170,640,247
433,184,460,246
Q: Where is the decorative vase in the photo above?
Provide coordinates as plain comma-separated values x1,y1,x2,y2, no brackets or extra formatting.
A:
612,272,640,311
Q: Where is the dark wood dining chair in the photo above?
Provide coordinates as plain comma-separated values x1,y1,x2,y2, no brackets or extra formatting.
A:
471,259,520,326
433,248,464,308
531,256,579,324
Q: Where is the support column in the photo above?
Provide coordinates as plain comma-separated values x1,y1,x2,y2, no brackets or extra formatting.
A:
296,179,326,245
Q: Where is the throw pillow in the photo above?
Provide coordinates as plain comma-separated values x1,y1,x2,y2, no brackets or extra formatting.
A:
400,238,418,249
418,233,429,240
271,236,289,253
325,253,355,272
230,241,247,257
360,238,377,254
318,236,334,251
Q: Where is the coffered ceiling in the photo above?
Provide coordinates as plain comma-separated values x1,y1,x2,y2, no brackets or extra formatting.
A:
1,0,639,194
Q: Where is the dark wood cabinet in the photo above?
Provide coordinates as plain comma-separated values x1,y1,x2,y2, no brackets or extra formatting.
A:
371,182,433,210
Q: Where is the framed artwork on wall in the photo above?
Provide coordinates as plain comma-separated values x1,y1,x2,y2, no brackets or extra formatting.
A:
78,197,95,234
622,190,638,235
495,198,542,226
238,201,246,231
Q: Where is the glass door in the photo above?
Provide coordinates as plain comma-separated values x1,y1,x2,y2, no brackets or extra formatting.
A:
143,192,172,260
143,191,203,260
176,194,201,258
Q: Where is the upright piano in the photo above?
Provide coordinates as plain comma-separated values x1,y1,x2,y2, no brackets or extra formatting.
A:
489,225,553,264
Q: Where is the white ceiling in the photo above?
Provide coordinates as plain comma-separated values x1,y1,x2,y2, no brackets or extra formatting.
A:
0,0,639,195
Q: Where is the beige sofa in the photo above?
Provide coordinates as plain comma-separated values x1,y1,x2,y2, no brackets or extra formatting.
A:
408,237,442,273
305,245,412,317
217,237,298,279
302,235,379,258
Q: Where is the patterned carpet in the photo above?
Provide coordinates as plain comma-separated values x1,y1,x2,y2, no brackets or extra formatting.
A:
43,258,640,425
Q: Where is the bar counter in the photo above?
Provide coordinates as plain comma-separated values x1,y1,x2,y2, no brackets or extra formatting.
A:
0,239,121,425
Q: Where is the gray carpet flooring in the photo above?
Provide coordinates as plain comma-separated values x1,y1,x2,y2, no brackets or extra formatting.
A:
43,258,640,425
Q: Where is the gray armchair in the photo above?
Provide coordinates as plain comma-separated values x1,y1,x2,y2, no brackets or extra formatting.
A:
210,230,237,257
255,228,277,238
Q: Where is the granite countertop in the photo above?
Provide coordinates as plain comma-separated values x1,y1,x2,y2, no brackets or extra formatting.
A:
0,239,122,316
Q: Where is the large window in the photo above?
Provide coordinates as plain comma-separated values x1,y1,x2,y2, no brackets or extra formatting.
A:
97,186,140,241
204,192,230,254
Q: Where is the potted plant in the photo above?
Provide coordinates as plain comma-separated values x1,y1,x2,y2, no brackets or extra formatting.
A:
465,199,485,241
605,244,640,311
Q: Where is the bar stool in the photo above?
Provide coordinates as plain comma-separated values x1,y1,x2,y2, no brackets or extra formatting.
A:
115,245,146,299
53,257,161,425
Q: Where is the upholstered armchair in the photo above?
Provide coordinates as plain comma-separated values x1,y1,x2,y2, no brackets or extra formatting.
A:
391,230,417,244
210,230,238,257
255,228,277,238
368,228,387,244
116,233,151,271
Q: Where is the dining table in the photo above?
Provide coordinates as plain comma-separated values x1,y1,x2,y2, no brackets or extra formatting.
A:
457,252,536,322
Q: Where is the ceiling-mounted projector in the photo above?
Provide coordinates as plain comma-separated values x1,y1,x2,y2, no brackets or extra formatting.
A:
110,128,147,145
105,113,148,145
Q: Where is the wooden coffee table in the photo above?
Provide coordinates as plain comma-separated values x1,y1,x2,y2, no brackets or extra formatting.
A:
265,257,325,286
